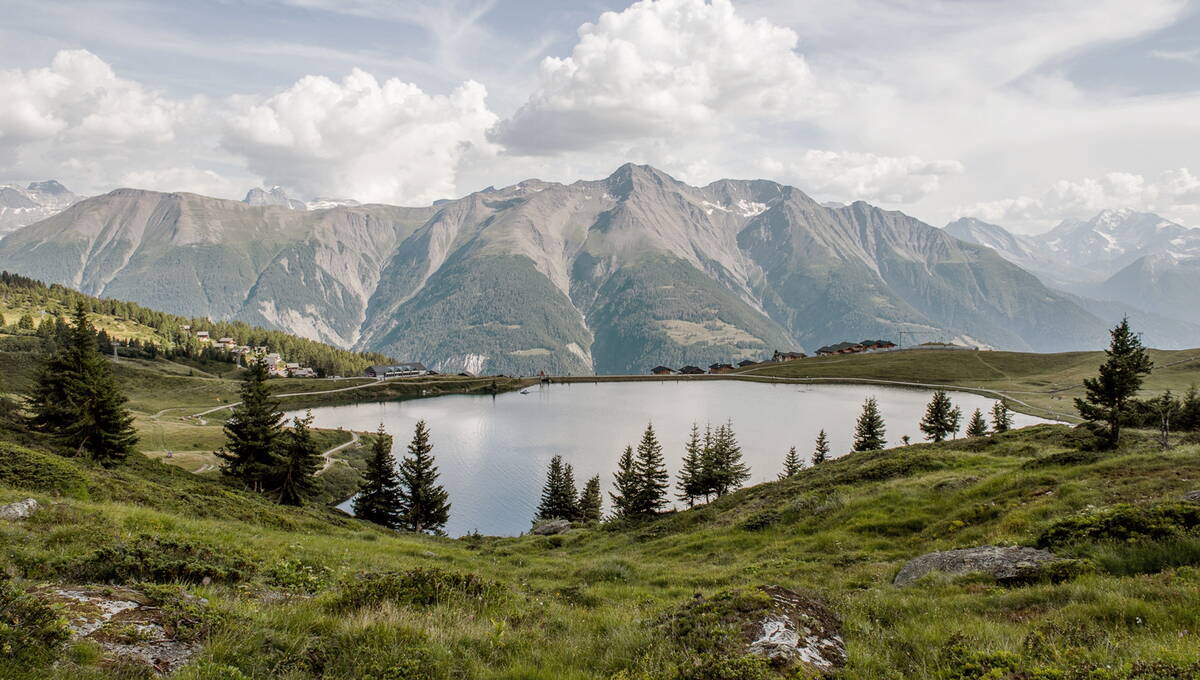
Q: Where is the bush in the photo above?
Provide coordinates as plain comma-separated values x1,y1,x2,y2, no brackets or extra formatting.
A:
0,443,89,498
1037,503,1200,548
659,588,772,657
327,567,500,611
738,509,781,532
0,574,71,666
67,534,256,584
263,558,333,594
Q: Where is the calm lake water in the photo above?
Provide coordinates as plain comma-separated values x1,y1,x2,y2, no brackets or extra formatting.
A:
292,381,1051,536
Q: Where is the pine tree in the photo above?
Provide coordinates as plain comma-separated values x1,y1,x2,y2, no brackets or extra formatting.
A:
919,391,958,442
397,420,450,534
26,302,137,466
609,445,640,518
353,425,403,529
965,408,989,437
1075,318,1154,448
1179,386,1200,431
578,475,603,523
779,446,804,479
675,423,704,506
812,429,830,465
948,406,962,439
704,422,750,497
991,400,1013,433
216,359,284,489
634,423,670,514
16,313,34,330
535,455,579,521
852,397,887,451
276,411,321,506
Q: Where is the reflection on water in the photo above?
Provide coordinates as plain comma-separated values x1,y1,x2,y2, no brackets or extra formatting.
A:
292,381,1050,536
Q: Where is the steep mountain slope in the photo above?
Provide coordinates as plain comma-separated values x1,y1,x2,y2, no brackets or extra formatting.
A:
1098,253,1200,325
0,165,1120,375
0,180,81,234
1041,209,1200,275
944,217,1098,288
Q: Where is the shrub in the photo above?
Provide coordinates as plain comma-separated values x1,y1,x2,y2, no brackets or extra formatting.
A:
659,588,773,657
1037,503,1200,548
0,574,71,666
264,558,333,594
327,567,500,611
0,443,89,498
67,534,256,584
738,509,781,532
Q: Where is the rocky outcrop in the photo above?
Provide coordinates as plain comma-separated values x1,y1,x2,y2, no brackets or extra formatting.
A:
746,585,847,673
894,545,1061,587
44,585,202,674
530,519,572,535
0,497,39,520
1184,490,1200,503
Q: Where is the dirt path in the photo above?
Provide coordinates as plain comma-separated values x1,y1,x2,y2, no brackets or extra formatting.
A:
318,430,360,475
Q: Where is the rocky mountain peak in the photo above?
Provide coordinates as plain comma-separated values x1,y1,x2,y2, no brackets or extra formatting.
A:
244,186,306,210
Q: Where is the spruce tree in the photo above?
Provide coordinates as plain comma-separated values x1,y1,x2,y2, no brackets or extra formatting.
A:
852,397,887,451
353,424,403,529
991,400,1013,433
812,429,830,465
709,422,750,496
276,411,321,506
578,475,603,523
216,359,284,489
535,455,580,521
675,423,704,506
634,423,670,514
948,406,962,439
1075,318,1154,448
396,420,450,534
919,391,958,442
609,445,640,518
1178,386,1200,431
26,302,137,466
965,408,989,437
779,446,804,479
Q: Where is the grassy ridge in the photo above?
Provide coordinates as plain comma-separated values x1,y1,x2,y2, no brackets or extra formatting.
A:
2,422,1200,678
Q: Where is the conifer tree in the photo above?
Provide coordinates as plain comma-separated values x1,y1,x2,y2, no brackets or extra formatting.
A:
779,446,804,479
1179,386,1200,431
812,429,830,465
708,422,750,496
276,411,321,506
991,400,1013,433
397,420,450,534
216,359,284,489
675,423,704,506
578,475,603,523
634,423,670,514
17,313,34,330
1075,318,1154,448
965,408,989,437
919,391,958,442
353,424,403,529
609,445,640,518
949,406,962,439
852,397,887,451
535,455,580,521
26,302,137,466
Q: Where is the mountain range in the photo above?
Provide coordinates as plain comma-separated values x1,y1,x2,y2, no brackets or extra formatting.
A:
945,210,1200,329
0,165,1194,375
0,180,82,234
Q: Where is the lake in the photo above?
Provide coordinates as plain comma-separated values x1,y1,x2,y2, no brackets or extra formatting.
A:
292,380,1052,536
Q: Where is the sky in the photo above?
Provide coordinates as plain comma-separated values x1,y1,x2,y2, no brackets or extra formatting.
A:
1,0,1198,233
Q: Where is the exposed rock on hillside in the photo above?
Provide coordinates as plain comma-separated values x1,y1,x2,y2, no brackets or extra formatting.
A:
0,497,39,520
893,545,1062,586
746,585,847,672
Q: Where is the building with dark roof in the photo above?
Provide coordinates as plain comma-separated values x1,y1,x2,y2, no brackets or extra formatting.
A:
364,363,430,378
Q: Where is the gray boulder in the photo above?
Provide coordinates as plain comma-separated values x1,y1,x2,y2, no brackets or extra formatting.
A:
894,545,1061,587
530,519,572,535
0,498,39,520
1184,490,1200,503
745,586,847,673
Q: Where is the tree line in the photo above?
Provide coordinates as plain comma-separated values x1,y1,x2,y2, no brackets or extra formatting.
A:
0,270,395,376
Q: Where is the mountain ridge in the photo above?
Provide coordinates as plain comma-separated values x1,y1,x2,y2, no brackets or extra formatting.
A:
0,164,1129,375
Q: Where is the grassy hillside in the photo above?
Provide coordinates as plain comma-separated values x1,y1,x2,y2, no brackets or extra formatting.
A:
740,347,1200,420
2,422,1199,679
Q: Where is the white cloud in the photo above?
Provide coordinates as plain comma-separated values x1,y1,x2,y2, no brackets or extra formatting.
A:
761,151,964,205
957,168,1200,232
492,0,822,154
1150,48,1200,65
222,68,498,205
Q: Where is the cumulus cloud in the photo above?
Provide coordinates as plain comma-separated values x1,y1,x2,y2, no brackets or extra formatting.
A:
491,0,822,154
222,69,498,205
761,151,964,205
957,168,1200,232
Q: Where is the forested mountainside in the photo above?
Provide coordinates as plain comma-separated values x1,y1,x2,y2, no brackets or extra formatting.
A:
0,164,1118,375
0,271,393,377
